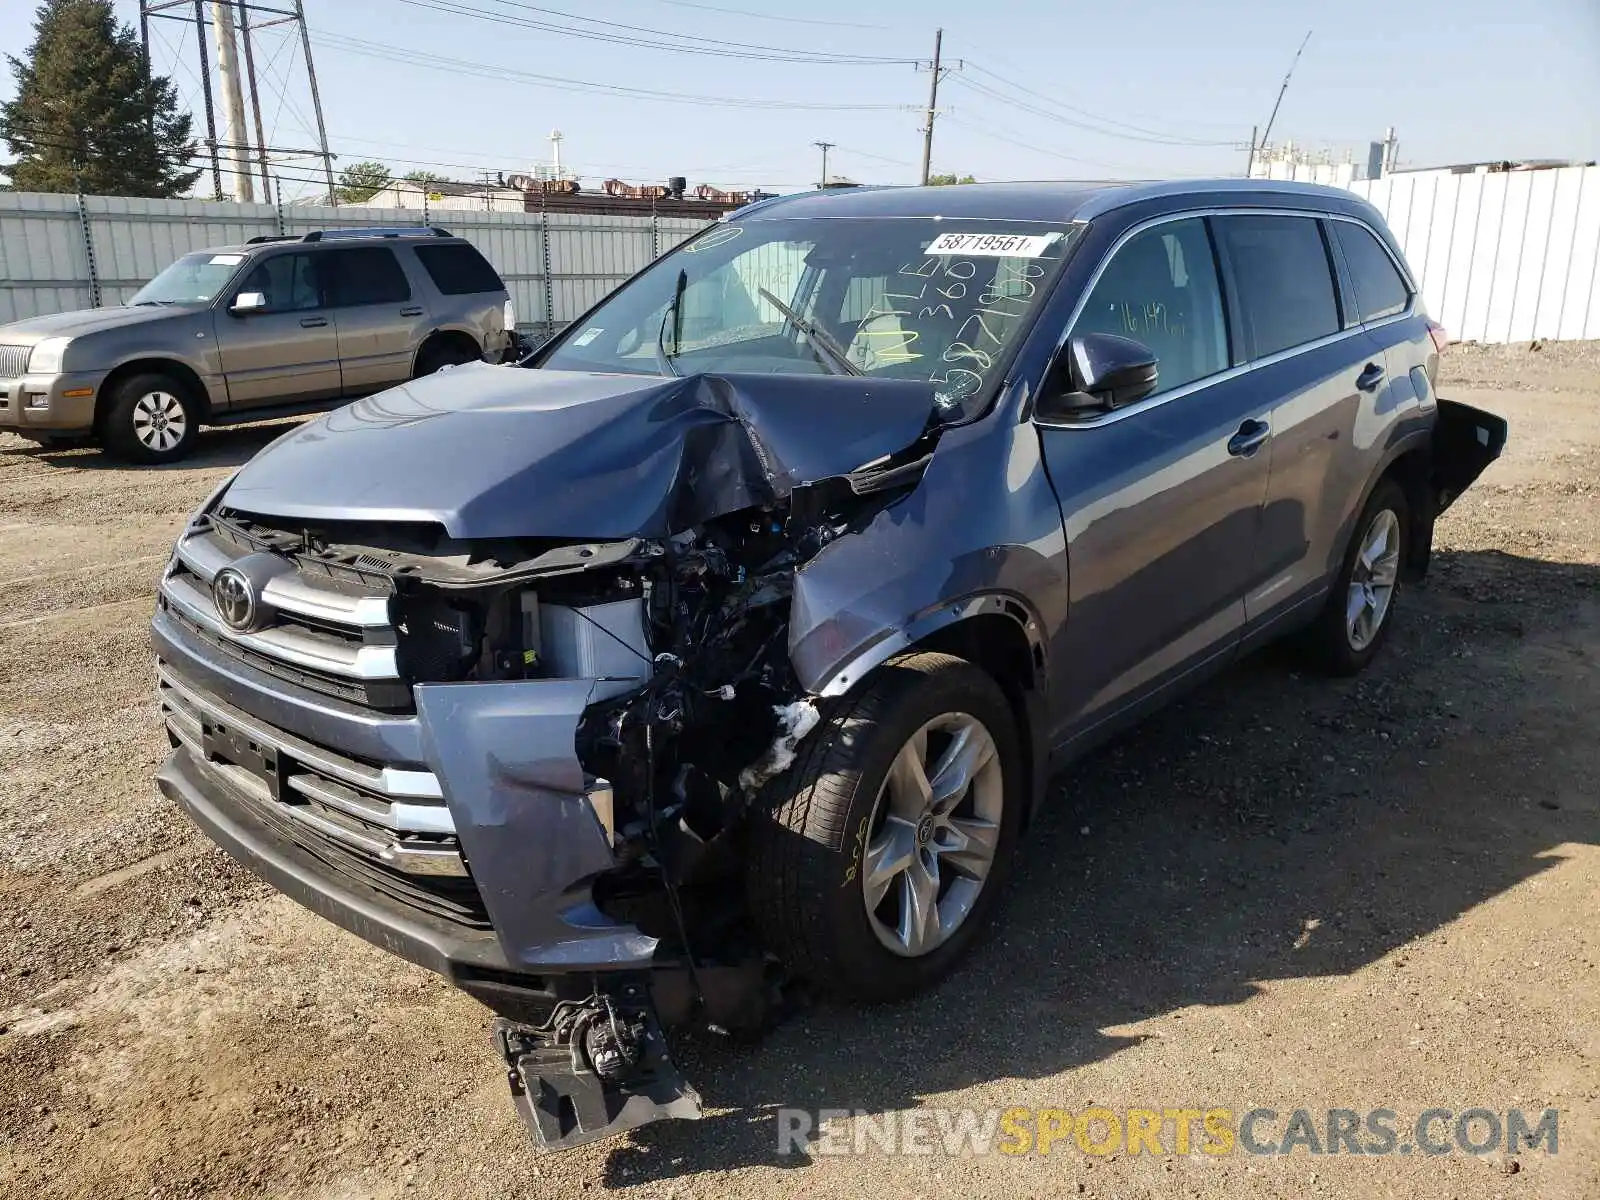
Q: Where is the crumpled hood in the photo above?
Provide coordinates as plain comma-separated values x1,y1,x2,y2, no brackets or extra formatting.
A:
0,305,182,341
222,364,936,539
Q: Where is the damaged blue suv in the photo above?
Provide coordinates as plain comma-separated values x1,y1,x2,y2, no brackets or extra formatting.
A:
152,180,1506,1150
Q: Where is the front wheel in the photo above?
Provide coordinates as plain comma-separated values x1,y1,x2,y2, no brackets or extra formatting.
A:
745,652,1024,1003
100,373,199,463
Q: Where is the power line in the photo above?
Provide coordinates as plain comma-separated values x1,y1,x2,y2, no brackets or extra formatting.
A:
310,28,914,110
964,61,1244,144
949,75,1244,149
389,0,916,64
644,0,892,31
939,114,1141,173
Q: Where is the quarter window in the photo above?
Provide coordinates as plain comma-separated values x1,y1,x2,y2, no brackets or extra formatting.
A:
323,247,412,306
1072,218,1228,395
235,253,320,313
413,242,504,295
1332,221,1411,321
1215,215,1341,357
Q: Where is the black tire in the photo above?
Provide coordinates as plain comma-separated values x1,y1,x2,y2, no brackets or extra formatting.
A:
745,651,1025,1003
100,372,199,464
1301,479,1409,675
413,337,480,377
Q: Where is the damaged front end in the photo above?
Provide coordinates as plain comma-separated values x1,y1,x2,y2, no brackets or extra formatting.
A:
163,368,944,1150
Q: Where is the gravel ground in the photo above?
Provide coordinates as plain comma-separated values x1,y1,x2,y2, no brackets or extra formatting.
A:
1,344,1596,1199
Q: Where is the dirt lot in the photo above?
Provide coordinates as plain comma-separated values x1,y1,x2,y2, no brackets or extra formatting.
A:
1,344,1596,1199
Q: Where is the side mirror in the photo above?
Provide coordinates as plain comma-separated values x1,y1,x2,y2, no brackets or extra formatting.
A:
230,291,267,315
1034,332,1159,424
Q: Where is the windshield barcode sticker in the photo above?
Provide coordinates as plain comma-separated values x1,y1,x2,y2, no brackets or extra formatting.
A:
924,232,1060,258
209,254,245,265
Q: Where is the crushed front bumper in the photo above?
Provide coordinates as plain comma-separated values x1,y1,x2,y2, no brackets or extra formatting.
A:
152,607,655,987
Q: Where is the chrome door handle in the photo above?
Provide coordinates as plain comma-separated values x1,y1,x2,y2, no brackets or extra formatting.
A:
1228,418,1271,457
1355,362,1386,392
400,305,424,317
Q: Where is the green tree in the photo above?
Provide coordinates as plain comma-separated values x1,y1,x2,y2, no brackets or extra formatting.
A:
402,169,446,184
337,160,392,204
927,172,978,186
0,0,199,197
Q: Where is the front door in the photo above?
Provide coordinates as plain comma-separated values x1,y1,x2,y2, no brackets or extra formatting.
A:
1035,216,1273,734
214,251,341,407
322,246,428,396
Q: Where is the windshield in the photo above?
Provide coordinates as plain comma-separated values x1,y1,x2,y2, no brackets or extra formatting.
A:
541,216,1082,417
129,250,250,306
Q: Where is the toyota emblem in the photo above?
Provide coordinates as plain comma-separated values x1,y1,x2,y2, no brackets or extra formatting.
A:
211,567,258,633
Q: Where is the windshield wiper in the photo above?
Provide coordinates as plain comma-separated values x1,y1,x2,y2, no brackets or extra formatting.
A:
757,287,862,376
654,268,687,378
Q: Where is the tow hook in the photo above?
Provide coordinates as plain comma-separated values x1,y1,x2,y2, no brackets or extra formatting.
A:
494,986,702,1150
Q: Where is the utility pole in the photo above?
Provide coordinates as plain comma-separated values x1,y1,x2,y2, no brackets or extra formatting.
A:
293,0,339,206
237,1,273,196
1245,124,1259,177
813,140,834,188
192,0,222,199
212,1,252,201
916,29,962,186
1382,126,1399,174
919,29,941,185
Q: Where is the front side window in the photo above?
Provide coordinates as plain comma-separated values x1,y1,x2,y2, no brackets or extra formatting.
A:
540,217,1082,418
324,247,412,306
1071,218,1228,395
234,253,320,313
1332,221,1411,322
1215,215,1341,358
130,250,248,306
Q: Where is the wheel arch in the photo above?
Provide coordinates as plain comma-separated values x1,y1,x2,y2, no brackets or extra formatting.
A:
819,595,1050,820
413,327,483,374
95,358,213,431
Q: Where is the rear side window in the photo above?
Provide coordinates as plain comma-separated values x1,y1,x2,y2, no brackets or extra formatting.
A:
413,243,504,295
1215,215,1341,358
324,247,411,306
1071,217,1229,395
1333,221,1411,321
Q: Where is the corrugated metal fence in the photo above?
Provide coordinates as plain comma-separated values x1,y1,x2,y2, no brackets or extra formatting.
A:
5,175,1600,344
0,192,713,334
1345,165,1600,343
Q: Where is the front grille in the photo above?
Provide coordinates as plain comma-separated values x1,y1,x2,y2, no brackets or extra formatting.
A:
0,345,30,378
159,667,490,930
160,524,414,712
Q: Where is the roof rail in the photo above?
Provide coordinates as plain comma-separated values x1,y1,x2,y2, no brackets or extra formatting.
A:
243,234,299,245
299,226,454,242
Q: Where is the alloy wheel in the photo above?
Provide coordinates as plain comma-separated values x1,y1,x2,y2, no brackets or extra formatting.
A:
130,390,187,453
1346,508,1401,651
861,712,1005,957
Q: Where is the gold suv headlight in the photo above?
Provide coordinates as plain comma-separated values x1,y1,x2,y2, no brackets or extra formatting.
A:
27,337,72,374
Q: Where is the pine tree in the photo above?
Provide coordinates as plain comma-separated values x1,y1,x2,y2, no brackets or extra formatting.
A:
0,0,200,197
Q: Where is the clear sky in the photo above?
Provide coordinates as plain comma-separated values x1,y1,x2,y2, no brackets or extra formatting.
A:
2,0,1597,198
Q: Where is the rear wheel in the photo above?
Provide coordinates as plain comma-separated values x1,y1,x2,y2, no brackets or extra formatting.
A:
414,337,480,377
1302,479,1408,674
100,373,199,464
745,652,1024,1003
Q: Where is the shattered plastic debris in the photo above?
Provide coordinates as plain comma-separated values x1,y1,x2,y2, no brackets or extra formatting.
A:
737,699,822,794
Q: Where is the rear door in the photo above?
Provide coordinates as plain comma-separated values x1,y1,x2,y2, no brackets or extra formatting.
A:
323,246,428,396
1212,213,1380,625
1329,217,1434,402
214,251,342,408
